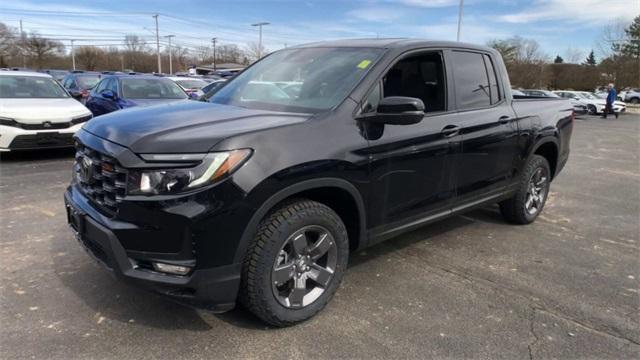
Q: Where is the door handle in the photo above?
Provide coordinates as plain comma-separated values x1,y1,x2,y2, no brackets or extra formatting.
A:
498,115,511,124
441,125,460,137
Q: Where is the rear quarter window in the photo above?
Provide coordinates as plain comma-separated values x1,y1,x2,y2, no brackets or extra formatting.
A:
450,51,491,110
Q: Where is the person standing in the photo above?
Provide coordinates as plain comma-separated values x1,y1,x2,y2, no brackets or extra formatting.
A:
602,83,618,119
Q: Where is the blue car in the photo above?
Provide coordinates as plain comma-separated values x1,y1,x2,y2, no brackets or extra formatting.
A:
85,75,189,117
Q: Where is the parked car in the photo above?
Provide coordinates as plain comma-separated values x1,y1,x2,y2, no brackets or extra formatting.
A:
65,39,573,326
61,72,102,104
0,71,92,151
85,75,189,116
521,89,586,115
624,89,640,104
200,79,227,99
39,69,68,82
554,90,625,114
166,77,209,99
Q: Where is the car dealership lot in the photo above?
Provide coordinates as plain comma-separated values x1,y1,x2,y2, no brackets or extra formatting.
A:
1,114,638,359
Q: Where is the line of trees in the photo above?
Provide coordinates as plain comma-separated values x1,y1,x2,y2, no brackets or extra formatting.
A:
488,16,639,90
0,22,267,72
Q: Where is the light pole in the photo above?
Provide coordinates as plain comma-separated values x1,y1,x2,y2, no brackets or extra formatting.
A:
251,22,270,59
165,35,175,74
211,37,217,70
456,0,464,42
152,14,161,73
70,39,76,70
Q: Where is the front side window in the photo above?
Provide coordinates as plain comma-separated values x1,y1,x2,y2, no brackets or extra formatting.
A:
209,47,384,113
0,76,69,98
450,51,491,110
382,51,447,113
120,78,188,99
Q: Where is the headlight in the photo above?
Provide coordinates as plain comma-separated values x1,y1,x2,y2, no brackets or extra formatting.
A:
127,149,252,195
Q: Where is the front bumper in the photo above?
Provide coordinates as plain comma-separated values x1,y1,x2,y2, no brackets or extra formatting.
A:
0,123,82,151
64,186,242,311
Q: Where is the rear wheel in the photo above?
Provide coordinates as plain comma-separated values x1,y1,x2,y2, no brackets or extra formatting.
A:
630,97,640,104
240,199,349,326
500,155,551,224
587,104,597,115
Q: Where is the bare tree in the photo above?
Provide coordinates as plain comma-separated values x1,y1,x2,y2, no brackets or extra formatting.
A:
75,46,103,71
124,34,147,53
195,45,212,63
245,41,268,63
0,22,19,67
217,44,242,64
21,32,64,69
564,47,584,64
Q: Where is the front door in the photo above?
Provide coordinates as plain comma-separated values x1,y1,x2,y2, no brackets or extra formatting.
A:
362,51,458,240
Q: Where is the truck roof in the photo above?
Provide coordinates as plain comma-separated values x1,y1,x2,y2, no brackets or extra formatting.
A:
292,38,495,53
0,70,52,78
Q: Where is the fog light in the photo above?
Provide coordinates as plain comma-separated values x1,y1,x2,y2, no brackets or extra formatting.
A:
152,262,192,275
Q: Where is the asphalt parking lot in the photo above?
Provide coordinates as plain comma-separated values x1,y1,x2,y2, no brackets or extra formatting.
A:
1,113,638,359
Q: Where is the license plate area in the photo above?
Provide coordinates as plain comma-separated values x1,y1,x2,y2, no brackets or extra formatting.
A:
66,202,85,236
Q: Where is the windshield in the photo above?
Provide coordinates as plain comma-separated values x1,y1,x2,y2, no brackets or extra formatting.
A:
209,47,384,113
176,79,208,89
121,78,188,99
0,75,69,98
76,75,100,89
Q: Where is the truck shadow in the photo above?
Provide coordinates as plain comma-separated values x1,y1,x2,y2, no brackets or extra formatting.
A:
216,206,507,329
53,205,506,331
51,242,213,331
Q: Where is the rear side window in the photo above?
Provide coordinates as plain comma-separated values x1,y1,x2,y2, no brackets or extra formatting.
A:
450,51,491,110
483,54,501,104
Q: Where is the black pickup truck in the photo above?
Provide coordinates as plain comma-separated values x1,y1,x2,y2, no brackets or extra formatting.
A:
65,39,573,326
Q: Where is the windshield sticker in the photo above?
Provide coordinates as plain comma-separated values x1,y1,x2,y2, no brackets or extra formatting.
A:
357,60,372,69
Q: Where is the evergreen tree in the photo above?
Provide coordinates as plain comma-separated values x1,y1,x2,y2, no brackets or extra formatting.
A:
553,55,564,63
584,50,596,65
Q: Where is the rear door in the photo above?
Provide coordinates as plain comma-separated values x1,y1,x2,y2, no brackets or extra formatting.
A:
446,50,519,207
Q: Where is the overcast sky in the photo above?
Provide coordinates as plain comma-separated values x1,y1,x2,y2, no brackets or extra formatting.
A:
1,0,638,62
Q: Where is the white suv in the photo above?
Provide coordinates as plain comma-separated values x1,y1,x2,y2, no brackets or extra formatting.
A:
553,90,626,115
0,71,92,151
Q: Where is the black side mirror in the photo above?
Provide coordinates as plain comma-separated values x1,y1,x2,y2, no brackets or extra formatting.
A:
102,90,116,100
360,96,425,125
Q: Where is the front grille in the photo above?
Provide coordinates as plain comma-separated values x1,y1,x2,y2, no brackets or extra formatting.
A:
75,142,127,216
9,133,74,149
1,115,92,130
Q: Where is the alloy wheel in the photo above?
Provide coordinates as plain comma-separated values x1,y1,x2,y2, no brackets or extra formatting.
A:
525,167,548,215
271,225,337,308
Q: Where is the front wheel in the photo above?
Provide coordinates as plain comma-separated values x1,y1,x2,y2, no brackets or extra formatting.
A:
500,155,551,224
587,104,597,115
240,199,349,326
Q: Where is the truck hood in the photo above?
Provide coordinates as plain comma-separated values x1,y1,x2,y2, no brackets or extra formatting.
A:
82,101,310,153
0,98,91,124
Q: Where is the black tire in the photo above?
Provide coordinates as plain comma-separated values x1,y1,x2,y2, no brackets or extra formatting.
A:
500,155,551,225
630,97,640,104
240,199,349,326
587,104,597,115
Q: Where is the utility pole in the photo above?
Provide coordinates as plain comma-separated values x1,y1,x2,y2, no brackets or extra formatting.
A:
165,35,175,74
456,0,464,42
251,22,270,59
70,39,76,70
152,14,162,73
19,19,26,68
211,37,217,70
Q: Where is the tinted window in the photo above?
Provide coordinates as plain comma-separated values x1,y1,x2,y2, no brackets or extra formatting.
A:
76,75,100,89
0,76,69,98
106,78,118,94
450,51,490,110
483,54,501,104
94,78,108,93
362,82,381,114
382,52,446,112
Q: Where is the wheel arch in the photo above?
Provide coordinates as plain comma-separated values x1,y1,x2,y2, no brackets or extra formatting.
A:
530,138,559,179
233,178,368,263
